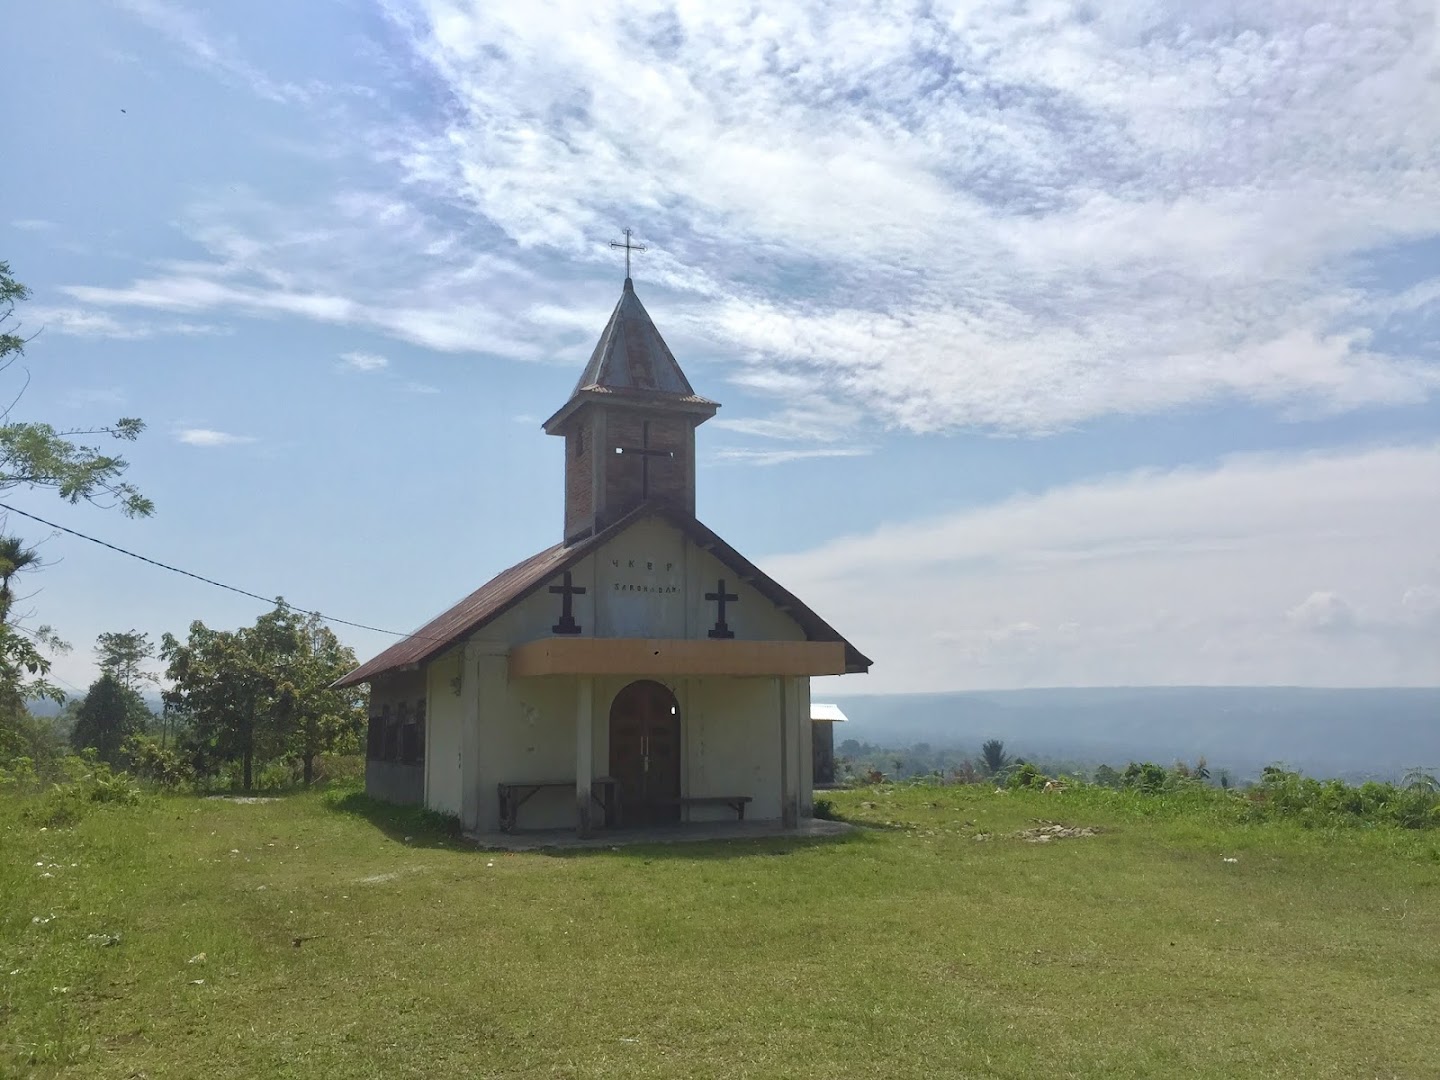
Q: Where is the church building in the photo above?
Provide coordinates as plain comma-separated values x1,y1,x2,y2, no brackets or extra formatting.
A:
336,268,871,836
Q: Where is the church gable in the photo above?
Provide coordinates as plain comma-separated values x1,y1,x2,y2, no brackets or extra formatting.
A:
479,514,808,646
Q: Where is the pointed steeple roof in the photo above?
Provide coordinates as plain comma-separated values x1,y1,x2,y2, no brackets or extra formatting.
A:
544,278,718,433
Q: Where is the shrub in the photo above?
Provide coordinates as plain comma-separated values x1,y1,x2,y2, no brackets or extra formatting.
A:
812,797,839,821
123,735,187,788
1246,767,1440,830
1122,762,1170,795
1007,762,1046,790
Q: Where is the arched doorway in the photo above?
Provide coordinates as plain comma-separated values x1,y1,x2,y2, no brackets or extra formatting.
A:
608,680,681,826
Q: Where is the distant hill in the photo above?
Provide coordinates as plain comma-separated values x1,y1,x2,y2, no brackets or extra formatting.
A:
828,687,1440,783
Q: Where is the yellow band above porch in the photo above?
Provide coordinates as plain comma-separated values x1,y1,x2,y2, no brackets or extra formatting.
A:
508,638,848,679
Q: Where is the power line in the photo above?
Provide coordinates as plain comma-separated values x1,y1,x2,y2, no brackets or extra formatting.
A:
0,501,432,643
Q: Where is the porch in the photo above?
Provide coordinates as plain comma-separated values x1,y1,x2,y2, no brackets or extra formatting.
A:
468,816,855,851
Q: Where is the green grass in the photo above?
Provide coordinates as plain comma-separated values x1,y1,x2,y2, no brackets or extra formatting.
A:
2,783,1438,1079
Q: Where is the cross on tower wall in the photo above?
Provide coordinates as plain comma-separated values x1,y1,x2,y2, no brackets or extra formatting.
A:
562,408,696,541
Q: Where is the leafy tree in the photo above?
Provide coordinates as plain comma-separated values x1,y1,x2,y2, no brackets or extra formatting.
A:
95,630,156,692
69,672,150,765
1,261,152,517
162,603,364,790
979,738,1011,776
0,534,39,624
0,261,151,722
163,620,272,791
252,606,364,784
1092,763,1122,788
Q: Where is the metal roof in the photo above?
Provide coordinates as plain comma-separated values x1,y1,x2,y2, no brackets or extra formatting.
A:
334,503,871,688
810,703,849,723
543,279,718,433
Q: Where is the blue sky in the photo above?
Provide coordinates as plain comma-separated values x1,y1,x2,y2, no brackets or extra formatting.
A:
4,0,1438,696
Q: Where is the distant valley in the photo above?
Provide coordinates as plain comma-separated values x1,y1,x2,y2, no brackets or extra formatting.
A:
828,686,1440,782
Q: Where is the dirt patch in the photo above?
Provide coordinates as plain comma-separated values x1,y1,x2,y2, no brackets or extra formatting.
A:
1015,821,1102,842
207,796,278,805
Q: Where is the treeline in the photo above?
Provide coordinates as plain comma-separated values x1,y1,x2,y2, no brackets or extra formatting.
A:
1,607,366,794
834,738,1440,829
837,737,1119,786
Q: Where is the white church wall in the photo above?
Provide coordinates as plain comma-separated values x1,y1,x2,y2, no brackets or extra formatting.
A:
595,518,689,637
478,558,599,646
470,515,812,656
686,546,807,644
424,654,464,818
470,673,580,832
681,676,784,821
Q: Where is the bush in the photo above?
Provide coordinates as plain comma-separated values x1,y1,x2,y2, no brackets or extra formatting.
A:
812,797,840,821
23,762,143,828
1245,767,1440,830
1123,762,1170,795
123,735,187,788
1007,762,1046,790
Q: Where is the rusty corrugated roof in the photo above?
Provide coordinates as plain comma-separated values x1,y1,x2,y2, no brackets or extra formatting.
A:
574,278,699,397
543,280,718,433
334,504,871,687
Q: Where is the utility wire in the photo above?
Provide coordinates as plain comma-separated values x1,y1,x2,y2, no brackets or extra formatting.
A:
0,501,432,643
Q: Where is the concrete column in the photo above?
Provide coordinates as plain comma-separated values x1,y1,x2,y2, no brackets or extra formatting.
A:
464,640,510,834
459,644,484,832
796,678,814,816
778,676,797,828
576,676,594,837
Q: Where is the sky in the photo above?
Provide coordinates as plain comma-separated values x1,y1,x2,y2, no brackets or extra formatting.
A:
2,0,1438,697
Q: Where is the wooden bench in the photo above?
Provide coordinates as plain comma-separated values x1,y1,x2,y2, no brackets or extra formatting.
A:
498,778,620,832
664,795,753,822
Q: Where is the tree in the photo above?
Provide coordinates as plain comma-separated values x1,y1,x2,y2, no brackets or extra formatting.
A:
979,739,1011,776
162,620,272,790
95,630,156,692
162,603,365,790
1,261,152,517
1092,763,1122,788
0,534,39,625
0,261,151,722
69,672,150,765
276,613,365,784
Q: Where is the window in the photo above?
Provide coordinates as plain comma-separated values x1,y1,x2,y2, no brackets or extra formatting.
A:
382,703,400,762
401,700,426,766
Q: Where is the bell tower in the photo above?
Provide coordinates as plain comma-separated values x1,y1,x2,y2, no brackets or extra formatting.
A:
543,275,719,543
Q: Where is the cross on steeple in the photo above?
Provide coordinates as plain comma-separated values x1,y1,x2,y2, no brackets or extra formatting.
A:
705,578,739,639
610,227,647,280
614,421,674,500
549,571,586,635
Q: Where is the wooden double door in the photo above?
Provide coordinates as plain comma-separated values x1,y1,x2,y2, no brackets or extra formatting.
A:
608,680,681,826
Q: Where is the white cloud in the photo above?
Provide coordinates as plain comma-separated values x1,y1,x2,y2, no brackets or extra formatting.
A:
1286,592,1356,633
175,428,255,447
339,350,389,372
768,442,1440,693
22,306,221,341
117,0,317,105
67,0,1440,437
369,0,1440,433
10,219,55,232
712,446,873,466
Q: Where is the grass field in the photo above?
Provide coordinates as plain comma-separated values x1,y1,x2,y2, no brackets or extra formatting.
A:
2,782,1438,1078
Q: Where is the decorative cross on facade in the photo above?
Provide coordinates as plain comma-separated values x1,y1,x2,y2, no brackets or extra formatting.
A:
610,227,647,279
614,421,673,500
549,571,586,635
705,578,739,639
